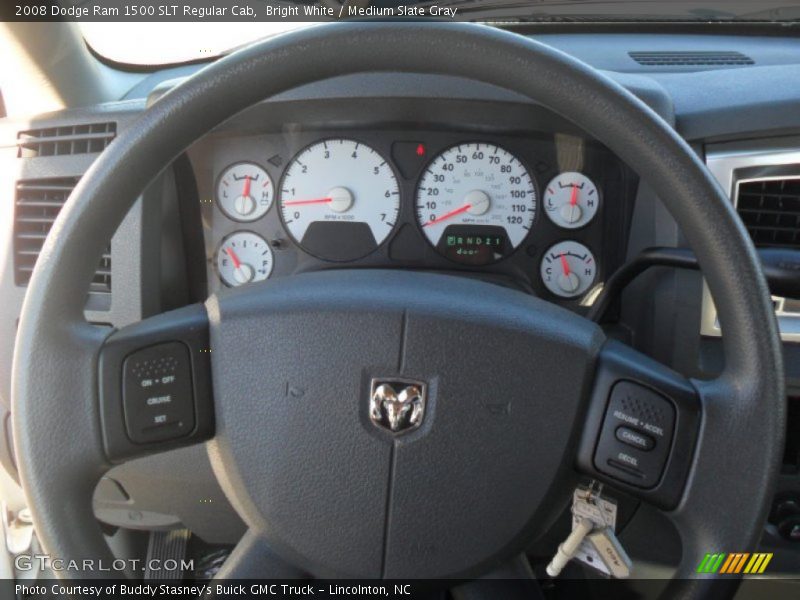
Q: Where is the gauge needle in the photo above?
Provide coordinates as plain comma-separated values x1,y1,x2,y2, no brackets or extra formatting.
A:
570,184,579,206
423,203,473,227
242,175,251,198
283,197,333,206
560,252,571,276
225,247,242,269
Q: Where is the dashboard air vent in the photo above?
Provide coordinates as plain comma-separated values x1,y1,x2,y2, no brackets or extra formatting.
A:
16,122,116,158
629,51,754,67
14,177,111,292
736,178,800,249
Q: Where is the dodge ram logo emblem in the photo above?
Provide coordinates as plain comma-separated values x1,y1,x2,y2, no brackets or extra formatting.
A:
369,379,426,433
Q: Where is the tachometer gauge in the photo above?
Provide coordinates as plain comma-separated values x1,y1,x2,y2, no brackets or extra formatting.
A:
543,172,599,229
216,162,274,222
216,231,274,287
415,143,536,265
540,240,597,298
279,139,400,261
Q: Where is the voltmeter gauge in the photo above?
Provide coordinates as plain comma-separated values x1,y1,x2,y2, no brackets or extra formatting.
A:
543,172,599,229
540,240,597,298
216,162,274,222
216,231,274,287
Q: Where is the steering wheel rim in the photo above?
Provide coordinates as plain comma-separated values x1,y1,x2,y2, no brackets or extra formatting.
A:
12,22,783,595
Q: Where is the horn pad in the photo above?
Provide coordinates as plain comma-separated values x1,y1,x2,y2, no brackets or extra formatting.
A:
206,270,603,578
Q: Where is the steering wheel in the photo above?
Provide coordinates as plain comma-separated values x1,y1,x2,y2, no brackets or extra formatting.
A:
12,22,784,598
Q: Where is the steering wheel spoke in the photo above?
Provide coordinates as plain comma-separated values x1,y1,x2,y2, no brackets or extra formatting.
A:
98,303,214,462
576,340,701,510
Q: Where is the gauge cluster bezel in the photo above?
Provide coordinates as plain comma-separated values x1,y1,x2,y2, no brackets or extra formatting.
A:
188,100,637,310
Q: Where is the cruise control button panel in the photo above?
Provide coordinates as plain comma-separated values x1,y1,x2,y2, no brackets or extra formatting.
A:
122,342,195,444
594,381,675,488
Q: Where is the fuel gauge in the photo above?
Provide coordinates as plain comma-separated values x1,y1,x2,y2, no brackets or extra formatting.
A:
216,231,274,287
540,240,597,298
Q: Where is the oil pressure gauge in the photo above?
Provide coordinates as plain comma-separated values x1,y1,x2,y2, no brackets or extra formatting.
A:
216,162,274,222
543,172,599,229
216,231,274,287
540,240,597,298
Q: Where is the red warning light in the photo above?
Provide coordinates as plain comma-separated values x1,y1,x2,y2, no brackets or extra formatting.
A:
416,143,426,157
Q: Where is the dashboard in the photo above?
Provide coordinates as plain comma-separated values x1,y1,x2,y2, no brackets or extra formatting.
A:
188,101,637,309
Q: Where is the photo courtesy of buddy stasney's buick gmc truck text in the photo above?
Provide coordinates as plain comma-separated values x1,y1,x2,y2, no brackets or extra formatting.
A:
1,1,800,599
18,583,395,597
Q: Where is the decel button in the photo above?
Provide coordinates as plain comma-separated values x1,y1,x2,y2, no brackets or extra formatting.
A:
615,426,655,451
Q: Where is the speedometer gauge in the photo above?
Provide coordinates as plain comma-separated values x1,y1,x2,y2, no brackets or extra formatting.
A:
279,139,400,262
415,143,536,265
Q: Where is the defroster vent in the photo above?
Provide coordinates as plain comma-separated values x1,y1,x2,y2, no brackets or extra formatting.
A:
629,51,754,67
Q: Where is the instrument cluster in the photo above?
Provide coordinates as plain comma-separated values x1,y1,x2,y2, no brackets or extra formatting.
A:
192,128,633,306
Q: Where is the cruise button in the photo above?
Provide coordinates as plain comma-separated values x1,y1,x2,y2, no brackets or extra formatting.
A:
615,426,655,451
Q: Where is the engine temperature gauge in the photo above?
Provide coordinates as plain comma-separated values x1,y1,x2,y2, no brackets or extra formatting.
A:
216,231,274,287
216,162,274,222
543,172,599,229
540,240,597,298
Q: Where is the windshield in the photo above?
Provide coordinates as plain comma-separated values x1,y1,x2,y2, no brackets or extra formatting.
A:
81,22,308,65
78,0,800,66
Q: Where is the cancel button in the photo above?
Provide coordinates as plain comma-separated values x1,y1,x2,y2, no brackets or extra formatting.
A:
615,426,655,451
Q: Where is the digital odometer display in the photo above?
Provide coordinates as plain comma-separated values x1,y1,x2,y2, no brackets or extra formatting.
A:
415,142,536,265
435,225,510,265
